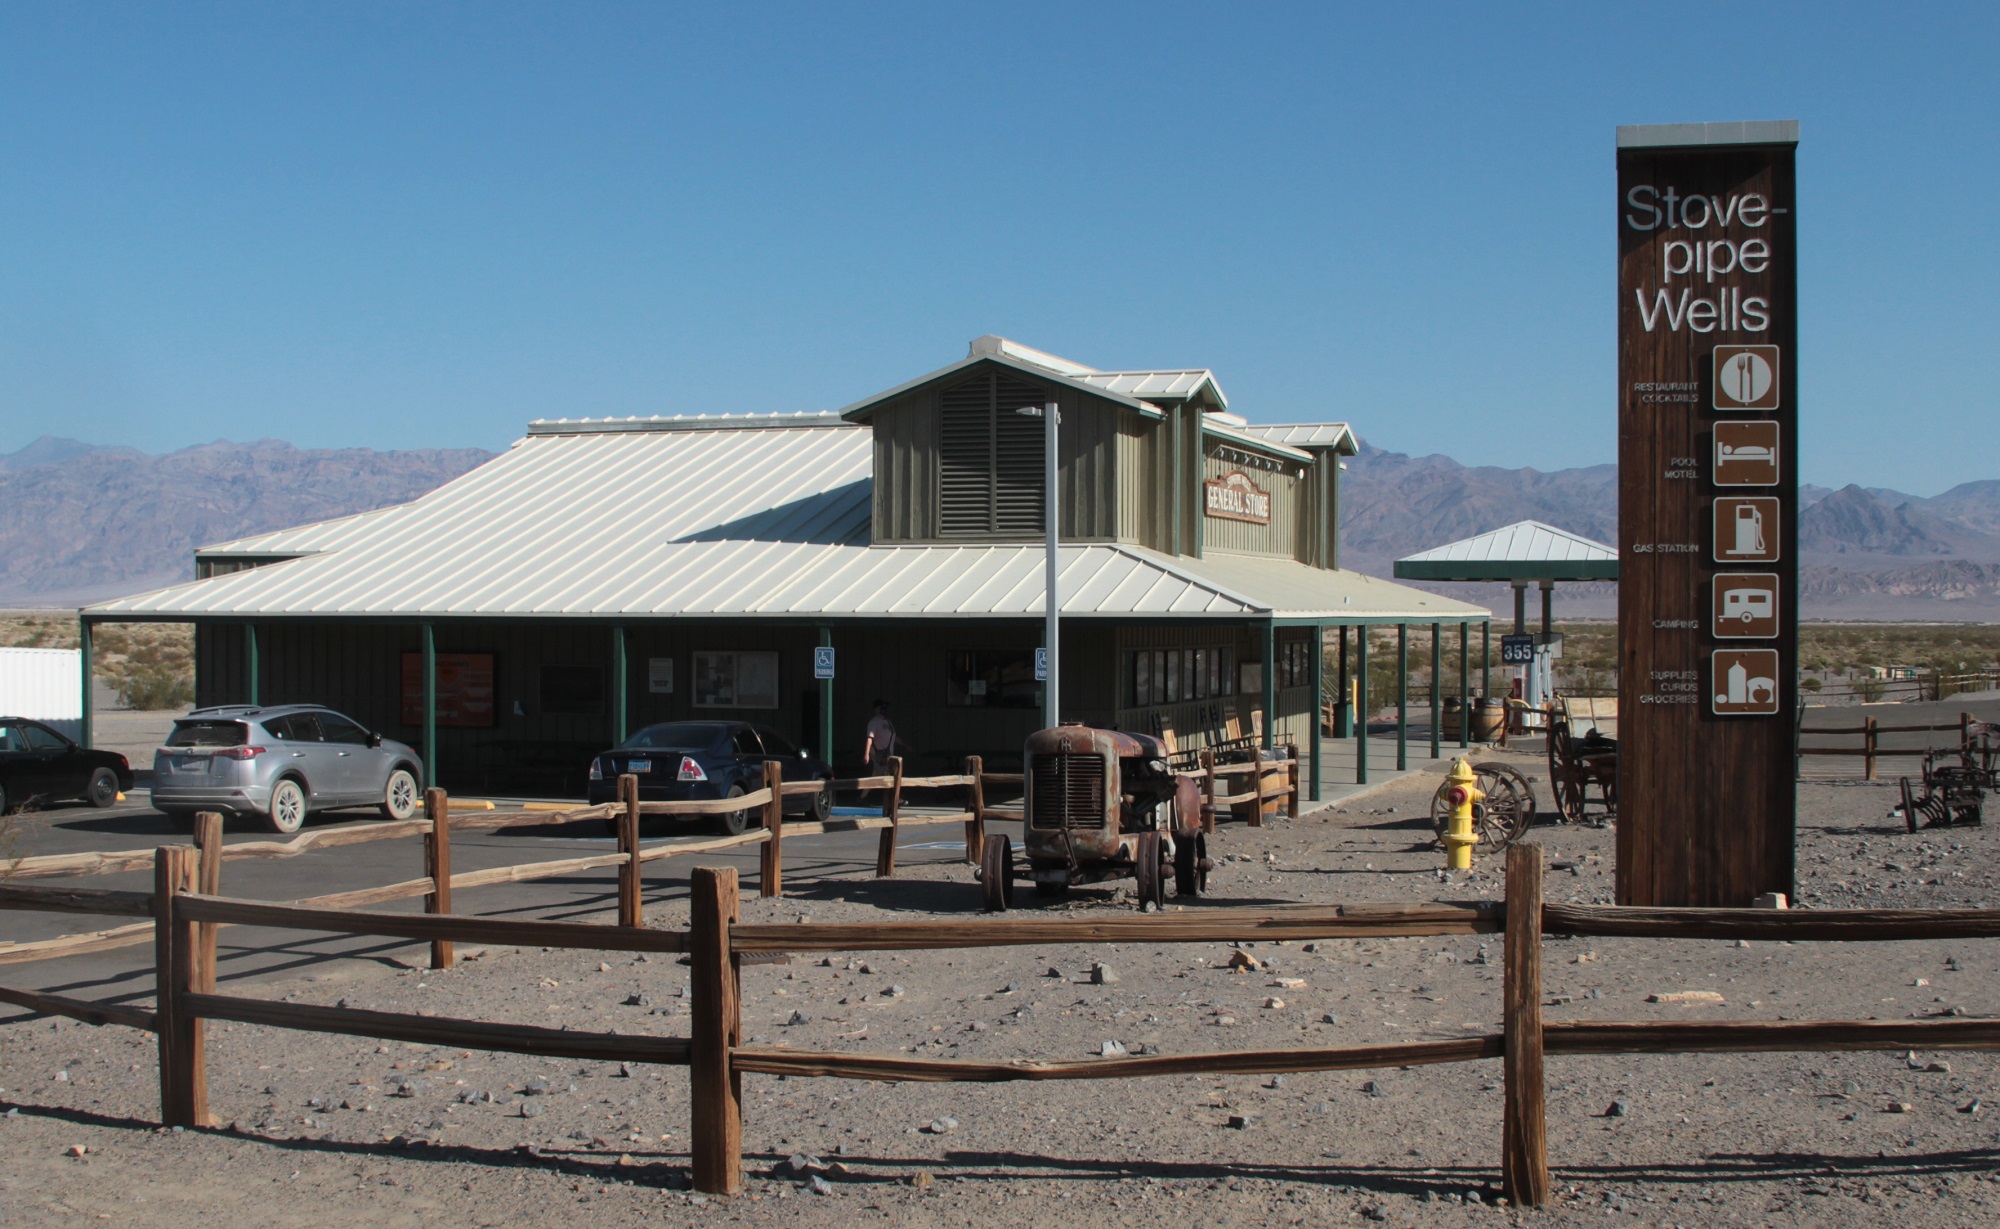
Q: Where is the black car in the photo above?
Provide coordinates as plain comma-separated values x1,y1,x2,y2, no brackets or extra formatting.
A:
0,717,135,814
586,721,832,834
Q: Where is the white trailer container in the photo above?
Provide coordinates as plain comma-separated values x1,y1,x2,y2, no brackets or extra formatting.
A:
0,646,83,742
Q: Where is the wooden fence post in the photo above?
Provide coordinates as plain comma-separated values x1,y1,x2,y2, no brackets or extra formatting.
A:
1502,841,1548,1208
875,756,903,877
1864,716,1877,782
1200,748,1217,833
153,845,207,1126
689,866,743,1196
963,756,985,866
759,761,783,898
423,789,454,969
616,774,643,925
192,812,223,990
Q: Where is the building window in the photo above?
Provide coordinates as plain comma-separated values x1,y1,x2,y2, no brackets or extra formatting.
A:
1126,645,1236,707
947,649,1039,708
692,651,780,709
1278,640,1312,689
540,665,605,715
939,372,1048,537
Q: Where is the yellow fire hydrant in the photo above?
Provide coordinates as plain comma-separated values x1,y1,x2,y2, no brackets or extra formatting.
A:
1442,757,1484,870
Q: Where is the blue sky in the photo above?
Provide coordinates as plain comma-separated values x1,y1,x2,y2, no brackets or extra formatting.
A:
1,3,1993,493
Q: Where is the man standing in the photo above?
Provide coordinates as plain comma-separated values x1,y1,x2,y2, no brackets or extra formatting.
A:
862,699,898,776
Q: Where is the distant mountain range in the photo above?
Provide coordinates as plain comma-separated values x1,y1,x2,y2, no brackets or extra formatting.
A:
4,433,1998,620
0,436,494,607
1338,441,2000,620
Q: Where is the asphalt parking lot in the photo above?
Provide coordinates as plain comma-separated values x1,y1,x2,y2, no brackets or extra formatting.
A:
1,784,999,1010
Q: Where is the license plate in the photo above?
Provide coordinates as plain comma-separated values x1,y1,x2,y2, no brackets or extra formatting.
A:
627,759,651,774
175,757,205,772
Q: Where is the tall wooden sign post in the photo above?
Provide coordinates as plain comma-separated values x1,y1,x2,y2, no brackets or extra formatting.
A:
1616,121,1799,906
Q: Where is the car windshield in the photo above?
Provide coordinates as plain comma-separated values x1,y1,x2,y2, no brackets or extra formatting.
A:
620,723,727,752
167,721,249,748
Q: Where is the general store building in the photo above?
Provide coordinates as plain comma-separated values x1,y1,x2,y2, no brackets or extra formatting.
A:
85,337,1489,798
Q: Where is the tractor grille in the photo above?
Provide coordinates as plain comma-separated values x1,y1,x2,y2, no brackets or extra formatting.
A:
1030,753,1107,829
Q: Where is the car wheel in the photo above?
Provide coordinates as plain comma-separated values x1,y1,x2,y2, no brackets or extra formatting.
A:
712,784,749,836
810,778,832,824
0,780,9,815
380,768,419,821
85,767,121,809
266,778,309,835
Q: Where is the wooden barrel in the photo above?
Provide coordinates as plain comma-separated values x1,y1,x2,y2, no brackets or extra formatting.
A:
1441,696,1463,738
1472,698,1506,742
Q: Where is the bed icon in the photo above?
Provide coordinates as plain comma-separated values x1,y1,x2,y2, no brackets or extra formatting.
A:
1714,422,1780,486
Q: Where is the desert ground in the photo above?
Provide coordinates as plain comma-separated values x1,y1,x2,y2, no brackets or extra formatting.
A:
3,747,1998,1228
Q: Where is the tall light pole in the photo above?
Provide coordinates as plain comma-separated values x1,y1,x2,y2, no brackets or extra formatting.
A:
1017,400,1059,727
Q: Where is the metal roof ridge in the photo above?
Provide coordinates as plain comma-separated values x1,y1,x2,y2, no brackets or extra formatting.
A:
833,353,1164,422
525,412,853,436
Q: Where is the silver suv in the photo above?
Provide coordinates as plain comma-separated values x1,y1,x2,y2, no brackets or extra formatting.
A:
152,705,423,834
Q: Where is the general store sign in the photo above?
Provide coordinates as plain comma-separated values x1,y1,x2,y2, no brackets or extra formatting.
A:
1204,470,1271,524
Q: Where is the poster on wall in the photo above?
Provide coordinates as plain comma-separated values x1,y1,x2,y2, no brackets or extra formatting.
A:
648,658,674,694
400,652,497,727
692,651,779,709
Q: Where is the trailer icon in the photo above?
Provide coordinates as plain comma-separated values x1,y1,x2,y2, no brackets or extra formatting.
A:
1711,572,1780,639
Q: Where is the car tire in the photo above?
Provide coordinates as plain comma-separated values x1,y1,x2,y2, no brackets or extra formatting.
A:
0,780,9,816
85,767,120,809
712,784,749,836
380,768,419,821
266,778,309,835
810,778,832,824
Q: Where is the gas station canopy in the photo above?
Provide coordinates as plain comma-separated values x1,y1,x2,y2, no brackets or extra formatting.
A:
1391,520,1618,584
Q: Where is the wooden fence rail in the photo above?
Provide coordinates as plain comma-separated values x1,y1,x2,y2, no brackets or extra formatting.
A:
10,840,2000,1209
1796,710,1984,780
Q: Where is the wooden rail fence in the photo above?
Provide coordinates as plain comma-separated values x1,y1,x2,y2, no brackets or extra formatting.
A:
1796,709,1984,780
8,841,2000,1205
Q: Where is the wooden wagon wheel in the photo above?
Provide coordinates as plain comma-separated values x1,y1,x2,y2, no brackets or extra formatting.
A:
1544,735,1587,823
1431,763,1538,848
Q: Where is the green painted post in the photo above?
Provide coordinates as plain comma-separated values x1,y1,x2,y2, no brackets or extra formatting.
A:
1458,622,1470,750
612,624,629,744
246,622,259,706
1481,620,1491,701
1396,623,1408,771
422,623,437,790
1308,622,1324,801
1355,627,1369,785
818,625,834,768
78,618,94,749
1430,622,1442,760
1261,621,1277,751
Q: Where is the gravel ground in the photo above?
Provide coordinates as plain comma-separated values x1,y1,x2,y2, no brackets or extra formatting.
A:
4,748,1999,1228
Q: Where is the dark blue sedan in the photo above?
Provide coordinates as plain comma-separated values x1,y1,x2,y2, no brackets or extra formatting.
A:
586,721,832,834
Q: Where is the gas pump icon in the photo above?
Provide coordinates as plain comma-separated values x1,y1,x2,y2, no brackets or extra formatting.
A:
1714,497,1780,564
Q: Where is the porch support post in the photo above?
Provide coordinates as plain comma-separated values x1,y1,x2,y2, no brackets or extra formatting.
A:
612,623,629,745
1482,619,1491,701
818,624,834,768
1336,627,1349,737
1396,623,1408,771
245,622,259,706
1354,627,1369,785
1459,621,1470,749
1308,622,1324,801
422,622,437,790
1261,620,1277,750
1430,622,1443,760
79,617,95,749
